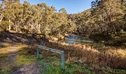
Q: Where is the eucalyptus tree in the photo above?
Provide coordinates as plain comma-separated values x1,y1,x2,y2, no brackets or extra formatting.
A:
22,1,33,33
44,5,55,35
28,5,44,33
76,10,91,34
0,3,3,25
34,5,43,33
122,0,126,31
2,0,20,31
11,2,23,32
2,0,13,31
58,8,68,34
37,3,49,34
97,0,124,34
46,6,57,35
58,8,76,35
0,2,4,31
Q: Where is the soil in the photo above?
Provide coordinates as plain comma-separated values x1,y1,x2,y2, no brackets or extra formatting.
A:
0,43,42,74
12,63,42,74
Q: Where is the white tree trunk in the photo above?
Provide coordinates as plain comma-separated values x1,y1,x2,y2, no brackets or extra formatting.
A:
8,19,11,31
38,24,41,33
31,23,34,33
0,14,3,25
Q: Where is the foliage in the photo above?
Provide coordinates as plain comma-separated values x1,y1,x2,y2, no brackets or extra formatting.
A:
0,0,126,44
0,1,76,36
67,0,126,45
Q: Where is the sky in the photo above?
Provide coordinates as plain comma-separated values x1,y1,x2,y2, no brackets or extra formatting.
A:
20,0,93,14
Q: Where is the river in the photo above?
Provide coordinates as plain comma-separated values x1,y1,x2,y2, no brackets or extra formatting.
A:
65,34,93,44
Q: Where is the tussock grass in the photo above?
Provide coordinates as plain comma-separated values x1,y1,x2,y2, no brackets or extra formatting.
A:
44,41,126,73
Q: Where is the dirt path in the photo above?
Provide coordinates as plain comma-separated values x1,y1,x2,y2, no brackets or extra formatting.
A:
0,44,19,68
0,43,42,74
4,47,18,62
12,63,42,74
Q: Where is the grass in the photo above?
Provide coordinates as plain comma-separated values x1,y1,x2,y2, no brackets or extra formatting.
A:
0,44,37,74
115,69,126,74
38,56,126,74
0,54,7,62
14,55,36,67
46,41,126,74
0,43,126,74
39,59,126,74
39,56,93,74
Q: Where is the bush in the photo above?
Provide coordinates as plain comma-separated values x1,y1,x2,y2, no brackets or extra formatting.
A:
89,33,112,42
0,21,9,31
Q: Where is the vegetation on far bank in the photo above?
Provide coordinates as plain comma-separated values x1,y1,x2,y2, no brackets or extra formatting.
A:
0,0,126,46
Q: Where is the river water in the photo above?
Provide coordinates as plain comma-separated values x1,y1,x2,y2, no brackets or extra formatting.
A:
65,34,93,44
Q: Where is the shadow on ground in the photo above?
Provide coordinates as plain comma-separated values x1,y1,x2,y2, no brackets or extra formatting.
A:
0,31,48,46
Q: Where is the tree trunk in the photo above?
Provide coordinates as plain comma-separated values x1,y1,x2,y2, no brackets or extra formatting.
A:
8,19,11,31
38,24,41,33
15,22,18,32
0,14,3,25
16,25,18,32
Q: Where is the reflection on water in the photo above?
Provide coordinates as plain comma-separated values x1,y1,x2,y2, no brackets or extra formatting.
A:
66,34,93,44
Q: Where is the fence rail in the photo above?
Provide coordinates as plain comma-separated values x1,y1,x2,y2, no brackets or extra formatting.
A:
36,45,65,70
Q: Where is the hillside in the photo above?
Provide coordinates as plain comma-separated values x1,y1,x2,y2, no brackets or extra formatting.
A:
68,0,126,46
0,0,126,74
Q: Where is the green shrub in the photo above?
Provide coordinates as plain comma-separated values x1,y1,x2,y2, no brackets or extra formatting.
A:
0,21,9,31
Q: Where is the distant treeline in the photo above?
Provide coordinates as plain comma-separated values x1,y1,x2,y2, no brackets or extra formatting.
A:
0,0,126,44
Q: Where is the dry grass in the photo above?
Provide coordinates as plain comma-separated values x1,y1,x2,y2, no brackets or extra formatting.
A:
45,41,126,70
0,43,28,54
0,41,125,73
102,49,126,69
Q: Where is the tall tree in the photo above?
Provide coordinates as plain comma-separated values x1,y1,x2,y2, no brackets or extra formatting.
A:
3,0,20,31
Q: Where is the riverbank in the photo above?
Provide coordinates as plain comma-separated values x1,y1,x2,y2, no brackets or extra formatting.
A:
0,31,126,74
